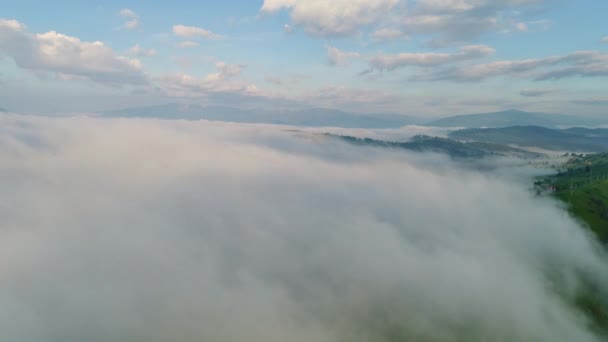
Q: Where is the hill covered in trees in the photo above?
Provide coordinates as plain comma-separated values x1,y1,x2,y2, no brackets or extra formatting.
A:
536,153,608,242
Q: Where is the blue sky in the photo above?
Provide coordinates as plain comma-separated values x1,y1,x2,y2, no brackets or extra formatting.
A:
1,0,607,117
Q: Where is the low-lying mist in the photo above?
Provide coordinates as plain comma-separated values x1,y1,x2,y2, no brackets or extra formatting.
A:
0,115,606,341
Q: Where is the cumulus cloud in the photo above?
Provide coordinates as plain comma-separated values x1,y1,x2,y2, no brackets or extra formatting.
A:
129,44,156,57
119,8,137,18
0,114,606,342
414,0,545,14
260,0,400,36
0,18,147,85
602,36,608,43
326,45,360,66
520,88,559,97
368,45,495,72
173,24,223,40
157,62,258,98
259,0,545,41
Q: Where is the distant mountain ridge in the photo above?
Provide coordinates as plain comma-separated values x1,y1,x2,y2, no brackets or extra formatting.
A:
104,103,422,128
450,126,608,152
429,110,606,128
329,134,544,160
103,106,606,129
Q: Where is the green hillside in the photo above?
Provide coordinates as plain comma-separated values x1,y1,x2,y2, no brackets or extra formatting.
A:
536,153,608,242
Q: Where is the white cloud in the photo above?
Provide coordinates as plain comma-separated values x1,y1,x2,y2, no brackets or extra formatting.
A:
402,13,498,46
173,24,223,40
372,28,407,40
213,62,247,79
368,45,495,72
514,22,528,32
411,50,608,81
124,19,140,30
326,45,360,66
260,0,400,36
157,62,257,97
501,20,534,34
176,41,200,48
260,0,549,42
0,115,606,341
0,18,25,31
0,18,147,85
260,0,297,12
602,36,608,43
119,8,140,30
119,8,137,18
129,44,156,57
402,0,548,45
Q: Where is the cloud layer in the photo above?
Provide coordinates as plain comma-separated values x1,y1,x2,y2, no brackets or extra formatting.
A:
411,50,608,81
0,115,606,341
368,45,495,71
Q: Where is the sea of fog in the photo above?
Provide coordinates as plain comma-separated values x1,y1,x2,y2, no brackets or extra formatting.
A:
0,114,606,342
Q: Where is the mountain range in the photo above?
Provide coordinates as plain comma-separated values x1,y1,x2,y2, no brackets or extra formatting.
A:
450,126,608,152
428,109,607,128
104,104,422,128
103,105,607,129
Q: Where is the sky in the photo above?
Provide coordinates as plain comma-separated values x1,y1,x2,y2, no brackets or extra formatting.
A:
0,0,607,117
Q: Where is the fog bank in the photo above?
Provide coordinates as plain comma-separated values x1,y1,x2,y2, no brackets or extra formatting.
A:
0,115,606,341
